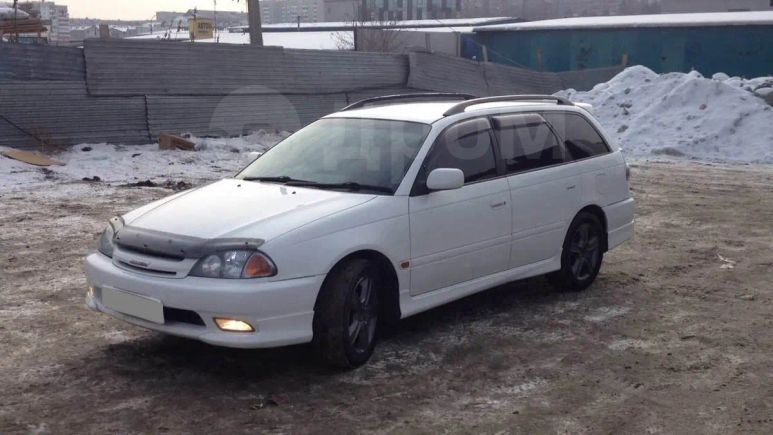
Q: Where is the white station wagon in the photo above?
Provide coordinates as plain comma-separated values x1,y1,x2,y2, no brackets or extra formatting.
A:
85,94,635,367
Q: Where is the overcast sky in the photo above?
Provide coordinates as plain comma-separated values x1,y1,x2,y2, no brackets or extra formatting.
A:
54,1,247,20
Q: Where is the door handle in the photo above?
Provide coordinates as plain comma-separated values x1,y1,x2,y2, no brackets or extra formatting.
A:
566,185,577,191
490,201,507,209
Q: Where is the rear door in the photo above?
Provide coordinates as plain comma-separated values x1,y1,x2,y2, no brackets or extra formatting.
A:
492,113,580,268
408,118,511,296
542,112,625,206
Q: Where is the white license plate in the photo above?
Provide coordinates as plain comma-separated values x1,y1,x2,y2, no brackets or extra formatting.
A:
102,287,165,324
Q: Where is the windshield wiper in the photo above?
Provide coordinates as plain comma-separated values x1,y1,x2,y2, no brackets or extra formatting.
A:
285,180,394,194
241,176,308,183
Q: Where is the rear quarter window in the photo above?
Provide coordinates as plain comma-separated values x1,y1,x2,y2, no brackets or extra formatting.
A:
543,112,610,161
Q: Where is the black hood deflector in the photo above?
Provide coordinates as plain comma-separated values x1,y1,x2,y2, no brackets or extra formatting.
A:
114,225,264,260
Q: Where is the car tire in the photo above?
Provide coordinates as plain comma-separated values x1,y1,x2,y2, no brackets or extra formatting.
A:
548,212,605,292
313,258,381,369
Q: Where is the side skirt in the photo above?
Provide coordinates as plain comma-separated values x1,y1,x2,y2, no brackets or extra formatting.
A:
398,254,562,319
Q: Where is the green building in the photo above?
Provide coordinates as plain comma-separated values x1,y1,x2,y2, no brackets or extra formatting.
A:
468,11,773,78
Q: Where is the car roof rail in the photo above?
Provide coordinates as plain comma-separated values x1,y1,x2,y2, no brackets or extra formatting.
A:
341,93,477,112
443,95,574,116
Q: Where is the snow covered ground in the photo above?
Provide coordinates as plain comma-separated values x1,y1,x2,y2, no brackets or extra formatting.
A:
0,131,288,194
558,66,773,164
128,29,345,50
1,67,771,194
197,31,344,49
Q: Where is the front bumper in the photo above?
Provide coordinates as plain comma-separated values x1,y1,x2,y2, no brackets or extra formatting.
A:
84,253,325,348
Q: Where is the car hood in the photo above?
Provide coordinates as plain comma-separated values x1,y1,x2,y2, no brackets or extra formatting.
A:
124,179,377,240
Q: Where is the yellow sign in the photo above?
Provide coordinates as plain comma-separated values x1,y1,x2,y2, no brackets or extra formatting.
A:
188,18,214,40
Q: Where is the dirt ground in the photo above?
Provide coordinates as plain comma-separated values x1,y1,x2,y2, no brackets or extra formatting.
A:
0,161,771,434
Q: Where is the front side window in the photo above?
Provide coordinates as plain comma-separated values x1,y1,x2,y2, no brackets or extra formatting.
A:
238,118,431,193
417,118,498,191
492,113,564,175
543,112,611,160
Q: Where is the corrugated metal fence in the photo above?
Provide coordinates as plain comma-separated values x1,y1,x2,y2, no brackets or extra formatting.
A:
0,41,623,149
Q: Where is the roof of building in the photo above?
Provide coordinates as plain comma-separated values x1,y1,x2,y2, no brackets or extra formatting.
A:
229,17,519,33
475,11,773,32
0,6,30,20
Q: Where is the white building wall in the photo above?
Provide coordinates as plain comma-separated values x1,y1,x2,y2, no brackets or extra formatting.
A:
23,1,70,44
261,0,325,24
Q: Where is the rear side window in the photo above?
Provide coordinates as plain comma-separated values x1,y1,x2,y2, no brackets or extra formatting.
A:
543,113,610,160
421,118,498,185
492,113,564,175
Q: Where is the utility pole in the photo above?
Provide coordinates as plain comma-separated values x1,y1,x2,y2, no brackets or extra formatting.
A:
11,0,18,43
247,0,263,46
213,0,218,42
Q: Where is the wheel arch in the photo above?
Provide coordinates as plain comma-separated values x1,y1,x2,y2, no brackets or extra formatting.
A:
316,249,402,326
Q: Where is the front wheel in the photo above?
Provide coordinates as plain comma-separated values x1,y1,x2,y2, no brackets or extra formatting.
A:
549,212,605,292
313,259,381,368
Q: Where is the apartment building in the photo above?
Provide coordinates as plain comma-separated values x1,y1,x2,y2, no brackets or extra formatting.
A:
261,0,325,24
17,1,70,43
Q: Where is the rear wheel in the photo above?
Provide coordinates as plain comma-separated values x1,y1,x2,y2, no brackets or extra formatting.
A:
549,212,605,292
313,259,381,368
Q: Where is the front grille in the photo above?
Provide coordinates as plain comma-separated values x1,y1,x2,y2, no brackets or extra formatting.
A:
117,261,177,276
164,307,205,326
116,243,186,262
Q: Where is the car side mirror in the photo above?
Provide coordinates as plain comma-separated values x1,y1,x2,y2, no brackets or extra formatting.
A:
247,151,262,162
426,168,464,192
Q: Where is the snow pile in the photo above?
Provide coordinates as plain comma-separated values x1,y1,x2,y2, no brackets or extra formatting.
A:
558,66,773,164
0,130,288,193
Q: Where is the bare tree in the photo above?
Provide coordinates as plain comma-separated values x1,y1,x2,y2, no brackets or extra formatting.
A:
334,17,407,52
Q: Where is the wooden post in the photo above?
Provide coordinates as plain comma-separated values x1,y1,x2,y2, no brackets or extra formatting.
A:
247,0,263,46
99,24,110,39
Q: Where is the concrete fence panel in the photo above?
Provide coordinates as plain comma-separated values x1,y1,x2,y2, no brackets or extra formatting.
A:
0,81,148,149
284,49,409,94
484,62,564,95
84,40,410,97
407,51,489,97
147,92,347,138
84,40,288,96
0,44,85,82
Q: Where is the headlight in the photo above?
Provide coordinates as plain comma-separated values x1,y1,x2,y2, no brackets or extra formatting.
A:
190,250,276,279
98,225,115,257
97,216,123,258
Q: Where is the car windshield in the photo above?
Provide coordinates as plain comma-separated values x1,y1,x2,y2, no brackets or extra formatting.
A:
237,118,431,194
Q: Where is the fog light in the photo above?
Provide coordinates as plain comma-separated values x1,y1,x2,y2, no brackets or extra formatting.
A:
214,318,254,332
86,285,100,300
